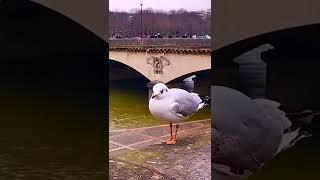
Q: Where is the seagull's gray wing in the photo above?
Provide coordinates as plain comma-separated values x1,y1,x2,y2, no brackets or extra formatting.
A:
170,101,195,118
169,92,199,118
253,98,292,132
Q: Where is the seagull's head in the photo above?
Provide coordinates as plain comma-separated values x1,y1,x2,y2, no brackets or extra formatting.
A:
151,83,169,99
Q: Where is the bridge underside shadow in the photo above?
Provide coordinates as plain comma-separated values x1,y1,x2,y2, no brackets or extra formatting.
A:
109,60,149,89
109,60,211,97
214,23,320,67
168,70,211,96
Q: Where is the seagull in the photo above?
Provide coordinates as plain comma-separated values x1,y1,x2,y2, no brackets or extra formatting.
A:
212,85,314,175
149,83,208,145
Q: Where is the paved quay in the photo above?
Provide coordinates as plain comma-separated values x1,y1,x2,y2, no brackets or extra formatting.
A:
109,119,211,180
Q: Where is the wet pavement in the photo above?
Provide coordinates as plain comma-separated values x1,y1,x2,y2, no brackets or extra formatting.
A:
109,119,210,155
109,119,211,180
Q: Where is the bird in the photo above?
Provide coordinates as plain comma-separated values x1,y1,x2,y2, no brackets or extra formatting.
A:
148,83,208,145
212,85,314,176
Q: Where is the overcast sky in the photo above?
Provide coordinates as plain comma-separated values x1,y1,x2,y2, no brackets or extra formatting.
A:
110,0,211,12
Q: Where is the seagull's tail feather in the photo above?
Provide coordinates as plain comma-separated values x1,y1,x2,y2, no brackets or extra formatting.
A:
276,110,319,155
197,96,211,110
201,96,211,105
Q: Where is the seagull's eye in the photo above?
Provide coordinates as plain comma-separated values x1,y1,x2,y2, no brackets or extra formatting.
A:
160,90,164,94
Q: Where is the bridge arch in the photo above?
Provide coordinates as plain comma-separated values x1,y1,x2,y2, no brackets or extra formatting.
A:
31,0,106,41
213,23,320,111
214,23,320,66
168,69,211,83
109,59,149,82
168,69,211,95
109,49,211,83
109,56,153,82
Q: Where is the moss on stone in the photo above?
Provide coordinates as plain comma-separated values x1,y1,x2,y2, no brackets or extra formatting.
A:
119,149,162,165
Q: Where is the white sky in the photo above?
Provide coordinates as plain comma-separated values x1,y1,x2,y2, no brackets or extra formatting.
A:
109,0,211,12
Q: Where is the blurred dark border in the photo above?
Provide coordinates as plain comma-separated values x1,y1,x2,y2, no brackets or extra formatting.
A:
212,1,320,179
1,0,108,178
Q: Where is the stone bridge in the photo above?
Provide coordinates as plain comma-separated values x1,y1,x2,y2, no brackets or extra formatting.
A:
109,39,211,83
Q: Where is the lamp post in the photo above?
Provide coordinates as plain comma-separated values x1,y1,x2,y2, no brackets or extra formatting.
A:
198,11,206,36
169,12,172,36
128,15,133,38
140,2,143,38
201,12,207,35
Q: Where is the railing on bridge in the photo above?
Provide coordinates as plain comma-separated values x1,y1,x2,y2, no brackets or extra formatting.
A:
109,38,211,49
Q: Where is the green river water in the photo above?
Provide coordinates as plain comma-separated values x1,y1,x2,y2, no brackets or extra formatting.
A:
247,138,320,180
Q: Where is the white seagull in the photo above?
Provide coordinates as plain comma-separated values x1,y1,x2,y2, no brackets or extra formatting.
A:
149,83,207,145
212,85,314,175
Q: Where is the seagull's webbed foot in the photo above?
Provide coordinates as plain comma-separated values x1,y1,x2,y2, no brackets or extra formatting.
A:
166,137,173,144
166,139,176,145
166,123,179,145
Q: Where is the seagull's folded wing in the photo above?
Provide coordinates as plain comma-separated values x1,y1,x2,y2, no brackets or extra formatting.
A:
169,100,197,118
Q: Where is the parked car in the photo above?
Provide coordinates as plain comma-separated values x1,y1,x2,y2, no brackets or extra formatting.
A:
155,33,163,38
115,34,123,39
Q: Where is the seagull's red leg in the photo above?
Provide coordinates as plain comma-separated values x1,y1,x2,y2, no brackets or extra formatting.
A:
166,123,173,144
171,123,179,145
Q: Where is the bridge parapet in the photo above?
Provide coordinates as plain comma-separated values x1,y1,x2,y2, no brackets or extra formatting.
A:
109,38,212,55
109,38,211,49
109,47,211,55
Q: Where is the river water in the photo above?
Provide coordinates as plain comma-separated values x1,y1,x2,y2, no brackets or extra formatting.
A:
247,138,320,180
0,93,105,179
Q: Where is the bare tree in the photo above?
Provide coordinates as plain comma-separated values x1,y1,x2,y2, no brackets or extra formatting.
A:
109,8,211,38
